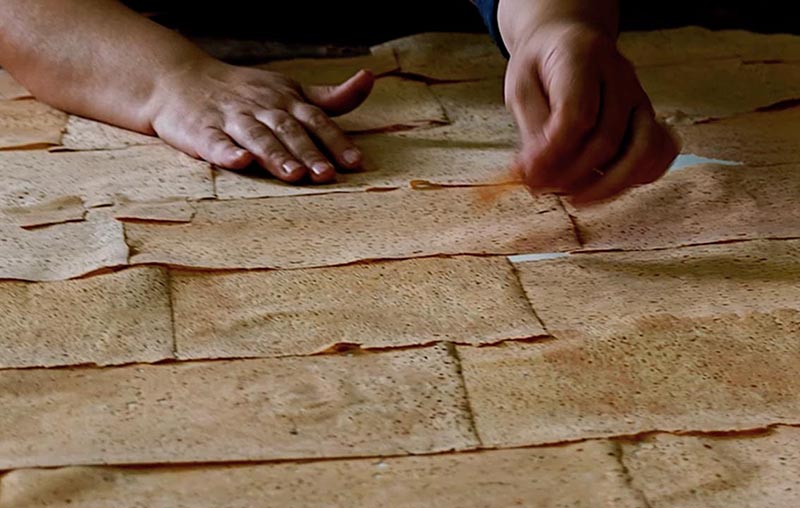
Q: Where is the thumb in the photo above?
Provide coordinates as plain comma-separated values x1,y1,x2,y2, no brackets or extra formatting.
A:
303,69,375,116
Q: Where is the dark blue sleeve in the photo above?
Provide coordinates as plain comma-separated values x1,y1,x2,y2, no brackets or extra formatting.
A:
473,0,509,58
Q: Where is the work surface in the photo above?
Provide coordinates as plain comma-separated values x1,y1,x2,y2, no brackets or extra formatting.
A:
1,27,800,506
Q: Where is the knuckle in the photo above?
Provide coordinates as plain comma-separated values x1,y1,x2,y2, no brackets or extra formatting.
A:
273,118,301,137
306,111,332,131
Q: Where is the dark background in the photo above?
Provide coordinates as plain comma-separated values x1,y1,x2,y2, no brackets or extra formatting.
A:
125,1,798,62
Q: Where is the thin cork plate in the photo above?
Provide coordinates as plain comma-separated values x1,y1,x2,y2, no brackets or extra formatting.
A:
0,266,173,368
0,344,478,468
125,187,579,271
171,256,545,359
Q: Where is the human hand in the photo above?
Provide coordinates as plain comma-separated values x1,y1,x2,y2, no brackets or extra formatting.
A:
504,21,680,204
149,58,374,184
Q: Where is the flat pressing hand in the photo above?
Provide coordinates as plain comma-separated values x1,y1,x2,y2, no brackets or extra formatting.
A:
149,59,374,184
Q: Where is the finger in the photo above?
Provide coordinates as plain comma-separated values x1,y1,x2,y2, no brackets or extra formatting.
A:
225,114,307,183
191,127,253,170
520,61,601,189
291,102,362,170
258,109,336,184
303,69,375,116
504,62,550,142
571,105,669,205
556,77,634,194
632,124,681,185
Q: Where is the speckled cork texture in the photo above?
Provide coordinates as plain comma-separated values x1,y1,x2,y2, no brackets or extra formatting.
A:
126,187,578,270
458,311,800,447
565,163,800,251
171,256,545,359
1,27,800,505
0,70,31,100
639,59,800,121
396,79,518,145
371,32,507,81
0,344,478,468
215,133,515,199
0,442,647,508
0,266,173,368
333,77,447,133
0,100,66,150
675,108,800,166
0,144,214,212
0,210,128,281
516,240,800,338
257,46,398,85
58,115,162,151
621,427,800,508
618,26,800,67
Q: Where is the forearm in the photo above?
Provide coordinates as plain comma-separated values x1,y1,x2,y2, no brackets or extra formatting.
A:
0,0,214,132
497,0,619,55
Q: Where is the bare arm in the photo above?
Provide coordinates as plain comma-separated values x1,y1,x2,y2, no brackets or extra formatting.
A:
0,0,205,131
0,0,373,183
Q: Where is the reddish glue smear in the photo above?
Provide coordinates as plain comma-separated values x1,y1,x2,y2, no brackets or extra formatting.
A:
474,159,525,207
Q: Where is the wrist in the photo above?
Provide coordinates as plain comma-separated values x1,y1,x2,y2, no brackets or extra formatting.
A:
498,0,619,56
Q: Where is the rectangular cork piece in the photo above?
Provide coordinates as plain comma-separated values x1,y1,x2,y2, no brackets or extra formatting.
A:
126,187,579,271
214,133,514,199
0,144,213,212
566,163,800,251
0,100,66,150
172,256,546,360
0,210,129,282
0,344,478,469
622,427,800,508
0,266,173,368
457,310,800,447
515,240,800,338
0,442,647,508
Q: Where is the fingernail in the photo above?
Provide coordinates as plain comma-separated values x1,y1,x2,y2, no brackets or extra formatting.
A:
282,160,303,175
311,162,333,176
343,149,361,165
233,149,248,159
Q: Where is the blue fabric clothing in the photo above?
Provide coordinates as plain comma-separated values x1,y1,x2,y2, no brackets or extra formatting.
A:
473,0,509,57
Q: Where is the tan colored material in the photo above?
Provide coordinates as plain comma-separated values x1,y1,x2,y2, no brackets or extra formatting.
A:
565,163,800,251
0,70,32,100
0,442,647,508
215,133,514,199
0,210,128,282
621,427,800,508
126,187,579,270
112,199,196,223
1,196,86,228
396,79,518,145
0,344,478,468
676,108,800,166
0,100,66,149
58,115,162,151
619,26,800,67
516,240,800,338
334,77,447,133
372,32,507,81
640,59,800,121
457,311,800,447
0,266,172,368
172,256,545,359
0,144,214,212
258,47,398,85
